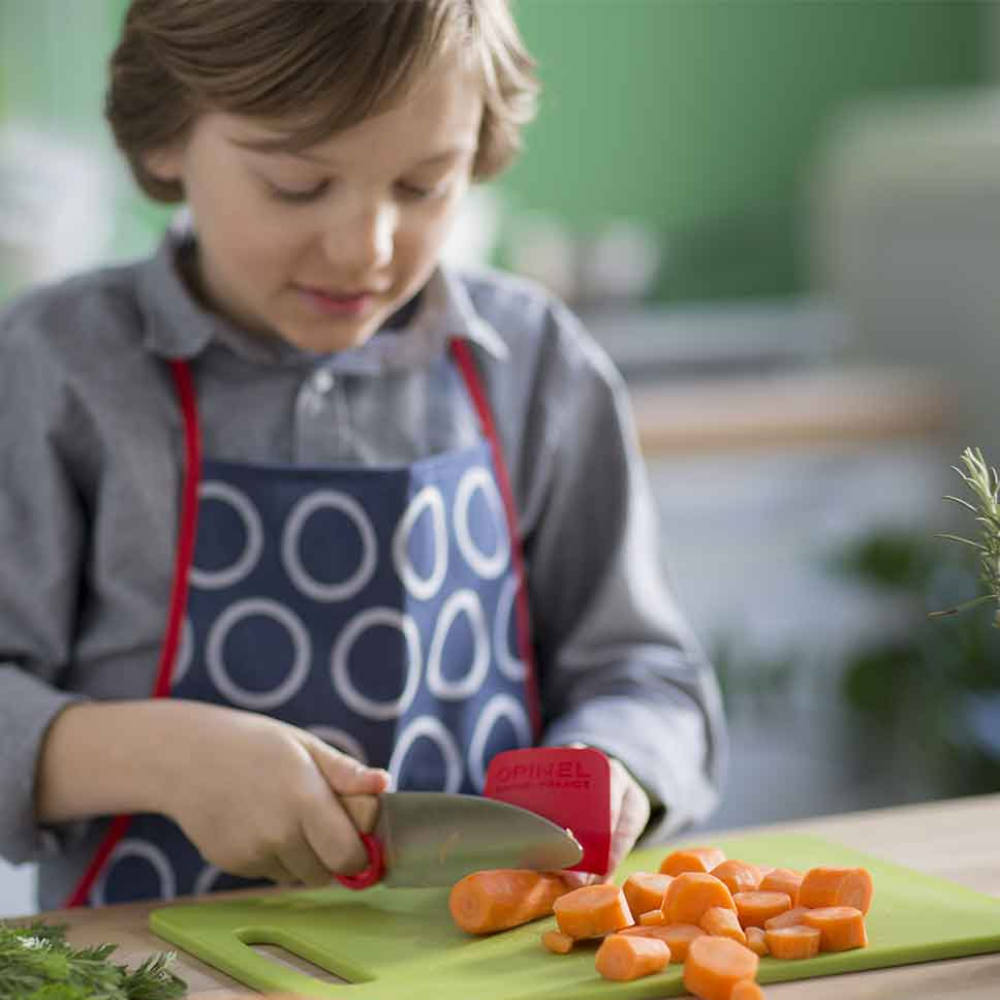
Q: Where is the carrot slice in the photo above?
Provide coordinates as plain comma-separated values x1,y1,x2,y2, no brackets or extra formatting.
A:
553,882,633,939
623,872,673,917
764,906,811,931
731,980,766,1000
541,929,575,954
745,926,769,956
733,891,792,928
803,906,868,951
639,909,670,926
798,867,874,914
710,860,762,896
700,905,747,945
764,925,821,960
664,872,737,925
449,870,570,935
683,935,759,1000
759,867,803,905
620,923,705,962
660,846,727,877
595,934,671,982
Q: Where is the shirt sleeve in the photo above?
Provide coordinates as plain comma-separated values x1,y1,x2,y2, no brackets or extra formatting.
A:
521,302,728,843
0,304,90,864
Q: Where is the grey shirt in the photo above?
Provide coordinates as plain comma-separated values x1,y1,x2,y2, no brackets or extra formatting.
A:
0,224,726,910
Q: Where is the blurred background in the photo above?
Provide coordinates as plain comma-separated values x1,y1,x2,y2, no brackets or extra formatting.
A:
3,0,1000,914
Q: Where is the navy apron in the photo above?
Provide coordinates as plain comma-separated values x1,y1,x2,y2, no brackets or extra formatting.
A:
66,338,540,906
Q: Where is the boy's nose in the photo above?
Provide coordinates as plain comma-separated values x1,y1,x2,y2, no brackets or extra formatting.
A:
322,202,396,275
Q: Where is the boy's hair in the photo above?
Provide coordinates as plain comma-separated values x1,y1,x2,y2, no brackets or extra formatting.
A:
106,0,539,203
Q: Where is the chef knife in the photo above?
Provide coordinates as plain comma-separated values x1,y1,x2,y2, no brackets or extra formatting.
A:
335,792,583,889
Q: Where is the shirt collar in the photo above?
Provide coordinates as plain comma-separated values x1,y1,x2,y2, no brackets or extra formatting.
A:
136,216,509,371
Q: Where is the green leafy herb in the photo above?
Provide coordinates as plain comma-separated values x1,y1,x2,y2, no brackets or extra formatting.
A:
0,921,186,1000
930,446,1000,625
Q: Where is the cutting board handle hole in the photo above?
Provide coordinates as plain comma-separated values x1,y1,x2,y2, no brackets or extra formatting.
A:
247,942,355,985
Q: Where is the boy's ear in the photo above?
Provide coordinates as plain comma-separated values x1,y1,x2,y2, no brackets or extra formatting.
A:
143,144,183,183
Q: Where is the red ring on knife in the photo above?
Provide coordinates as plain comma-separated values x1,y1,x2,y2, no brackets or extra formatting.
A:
335,833,384,890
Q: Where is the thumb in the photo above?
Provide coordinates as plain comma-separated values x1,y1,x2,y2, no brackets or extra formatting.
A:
305,740,392,797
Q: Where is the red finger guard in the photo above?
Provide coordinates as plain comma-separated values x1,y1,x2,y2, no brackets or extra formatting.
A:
483,746,612,876
335,832,385,890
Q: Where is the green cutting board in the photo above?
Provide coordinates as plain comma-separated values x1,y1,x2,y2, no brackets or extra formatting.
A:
150,832,1000,998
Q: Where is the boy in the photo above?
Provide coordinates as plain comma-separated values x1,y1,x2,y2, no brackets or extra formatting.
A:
0,0,725,909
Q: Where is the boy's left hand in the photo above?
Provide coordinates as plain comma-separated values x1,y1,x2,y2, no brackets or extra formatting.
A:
559,749,651,887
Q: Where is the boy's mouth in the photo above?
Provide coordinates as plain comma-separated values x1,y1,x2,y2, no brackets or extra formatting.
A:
296,284,380,318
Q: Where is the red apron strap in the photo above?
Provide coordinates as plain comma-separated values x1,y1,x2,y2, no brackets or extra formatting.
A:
449,337,542,741
154,360,203,696
64,360,203,907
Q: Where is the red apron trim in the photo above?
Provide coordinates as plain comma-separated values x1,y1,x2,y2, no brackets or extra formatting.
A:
449,338,542,741
64,360,202,907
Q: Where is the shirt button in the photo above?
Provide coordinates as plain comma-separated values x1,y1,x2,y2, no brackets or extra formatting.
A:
312,369,335,394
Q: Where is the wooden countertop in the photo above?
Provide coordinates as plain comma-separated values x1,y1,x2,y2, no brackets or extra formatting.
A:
17,793,1000,999
630,365,956,455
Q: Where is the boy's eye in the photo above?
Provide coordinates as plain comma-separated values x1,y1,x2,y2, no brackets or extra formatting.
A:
396,180,444,201
267,180,330,204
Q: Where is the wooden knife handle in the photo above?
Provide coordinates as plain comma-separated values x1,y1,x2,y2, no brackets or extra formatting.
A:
340,793,380,834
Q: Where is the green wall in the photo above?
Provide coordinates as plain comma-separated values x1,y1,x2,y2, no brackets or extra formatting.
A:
496,0,989,300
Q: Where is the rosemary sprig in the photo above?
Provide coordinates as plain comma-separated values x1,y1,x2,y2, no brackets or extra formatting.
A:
929,446,1000,625
0,921,186,1000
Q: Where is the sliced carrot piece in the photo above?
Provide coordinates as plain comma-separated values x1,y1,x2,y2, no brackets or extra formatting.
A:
759,867,803,905
639,909,670,926
710,860,762,896
541,929,575,954
745,926,769,956
553,882,633,939
595,933,671,982
803,906,868,951
660,846,727,877
798,867,874,914
731,980,766,1000
764,906,811,931
733,891,791,928
764,925,821,960
623,872,673,917
449,870,570,935
664,872,737,925
700,905,747,945
683,935,759,1000
620,923,705,962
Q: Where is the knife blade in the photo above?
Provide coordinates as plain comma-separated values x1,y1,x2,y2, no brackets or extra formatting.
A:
338,792,583,888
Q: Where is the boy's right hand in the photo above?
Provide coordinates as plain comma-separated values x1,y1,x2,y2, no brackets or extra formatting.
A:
160,702,391,887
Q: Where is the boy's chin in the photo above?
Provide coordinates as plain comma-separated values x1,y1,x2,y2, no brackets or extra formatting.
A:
275,316,381,355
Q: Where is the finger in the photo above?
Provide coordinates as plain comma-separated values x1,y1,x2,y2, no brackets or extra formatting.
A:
300,782,372,875
305,739,391,795
558,870,601,889
278,829,338,888
607,760,651,872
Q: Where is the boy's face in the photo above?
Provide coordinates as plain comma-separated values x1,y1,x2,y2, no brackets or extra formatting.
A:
148,51,483,353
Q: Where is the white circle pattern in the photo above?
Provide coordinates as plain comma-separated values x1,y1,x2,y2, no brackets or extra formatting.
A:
388,715,464,793
193,864,226,897
189,482,264,590
283,490,377,602
392,485,448,601
454,467,509,579
426,589,490,701
493,574,527,683
91,839,176,906
331,608,422,721
170,616,195,688
308,725,369,765
468,693,533,792
206,598,311,710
